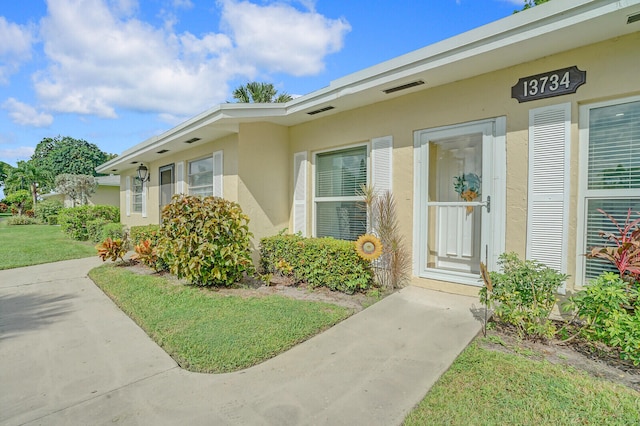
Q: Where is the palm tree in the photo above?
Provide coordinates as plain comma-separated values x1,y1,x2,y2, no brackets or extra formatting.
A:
5,161,52,207
232,82,293,103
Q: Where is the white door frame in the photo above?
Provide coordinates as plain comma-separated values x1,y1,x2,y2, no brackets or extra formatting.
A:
413,117,506,286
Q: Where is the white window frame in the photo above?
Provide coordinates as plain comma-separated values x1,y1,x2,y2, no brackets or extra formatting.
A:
131,177,143,213
188,155,214,197
312,142,370,240
576,95,640,287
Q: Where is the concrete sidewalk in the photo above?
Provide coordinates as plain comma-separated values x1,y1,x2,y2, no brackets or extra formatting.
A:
0,258,482,426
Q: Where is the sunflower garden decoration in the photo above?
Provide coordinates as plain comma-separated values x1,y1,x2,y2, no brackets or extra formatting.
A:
355,234,383,261
453,172,481,213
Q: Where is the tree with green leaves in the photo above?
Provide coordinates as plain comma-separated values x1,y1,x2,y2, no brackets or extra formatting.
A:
232,82,293,103
516,0,550,12
4,161,52,207
55,174,97,207
0,161,11,189
5,189,31,215
31,136,115,178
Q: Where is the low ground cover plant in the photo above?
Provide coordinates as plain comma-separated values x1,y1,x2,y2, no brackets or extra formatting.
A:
0,222,95,269
89,264,351,372
260,234,373,294
404,342,640,425
5,215,41,225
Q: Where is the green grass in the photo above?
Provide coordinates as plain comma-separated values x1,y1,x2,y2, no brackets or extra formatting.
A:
404,342,640,425
0,221,96,269
89,264,352,373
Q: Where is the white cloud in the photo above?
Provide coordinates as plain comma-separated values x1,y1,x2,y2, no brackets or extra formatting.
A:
0,17,35,84
220,0,351,76
32,0,350,119
2,98,54,127
0,146,36,162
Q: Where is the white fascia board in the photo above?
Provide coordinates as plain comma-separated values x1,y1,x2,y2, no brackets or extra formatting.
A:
97,104,287,172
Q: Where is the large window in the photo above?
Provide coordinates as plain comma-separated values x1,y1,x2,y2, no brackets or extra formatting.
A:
314,146,367,240
188,156,214,197
132,177,143,213
580,98,640,283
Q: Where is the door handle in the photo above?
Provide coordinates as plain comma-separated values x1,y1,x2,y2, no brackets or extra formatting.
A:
482,196,491,213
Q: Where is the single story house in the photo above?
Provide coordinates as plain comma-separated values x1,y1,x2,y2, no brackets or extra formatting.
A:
42,175,120,208
97,0,640,296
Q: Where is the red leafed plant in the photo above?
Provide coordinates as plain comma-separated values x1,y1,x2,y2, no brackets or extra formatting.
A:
587,208,640,283
96,237,128,262
131,239,160,271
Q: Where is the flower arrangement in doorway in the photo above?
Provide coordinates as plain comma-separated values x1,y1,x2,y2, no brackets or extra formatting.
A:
453,172,481,213
355,234,383,261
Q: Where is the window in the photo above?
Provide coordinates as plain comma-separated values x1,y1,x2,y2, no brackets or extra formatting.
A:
314,146,367,240
189,156,214,197
132,177,143,213
579,98,640,284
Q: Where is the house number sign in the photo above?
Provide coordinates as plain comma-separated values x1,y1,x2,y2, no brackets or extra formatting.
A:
511,66,586,103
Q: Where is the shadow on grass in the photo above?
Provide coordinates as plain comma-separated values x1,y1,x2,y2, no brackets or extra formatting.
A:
0,293,75,341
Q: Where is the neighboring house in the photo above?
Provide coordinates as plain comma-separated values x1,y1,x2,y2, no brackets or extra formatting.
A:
97,0,640,296
42,175,120,208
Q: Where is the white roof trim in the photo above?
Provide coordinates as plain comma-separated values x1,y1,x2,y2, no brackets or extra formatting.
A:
98,0,640,173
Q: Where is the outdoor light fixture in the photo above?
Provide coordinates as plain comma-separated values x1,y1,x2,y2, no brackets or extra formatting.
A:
137,163,150,185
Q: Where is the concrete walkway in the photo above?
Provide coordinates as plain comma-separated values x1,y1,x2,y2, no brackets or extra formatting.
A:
0,258,482,426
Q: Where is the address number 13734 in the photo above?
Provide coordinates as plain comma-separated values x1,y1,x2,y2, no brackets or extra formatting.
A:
511,66,586,103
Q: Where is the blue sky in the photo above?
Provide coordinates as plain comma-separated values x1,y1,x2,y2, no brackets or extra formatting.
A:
0,0,524,168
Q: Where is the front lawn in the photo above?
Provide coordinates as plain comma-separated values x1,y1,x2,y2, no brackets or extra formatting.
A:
404,342,640,425
0,222,96,269
89,264,352,373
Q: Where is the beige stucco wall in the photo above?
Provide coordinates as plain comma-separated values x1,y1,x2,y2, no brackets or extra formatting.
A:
88,185,119,207
237,122,290,258
119,133,239,227
288,32,640,295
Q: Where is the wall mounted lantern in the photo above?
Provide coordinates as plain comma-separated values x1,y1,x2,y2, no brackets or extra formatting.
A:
137,163,150,186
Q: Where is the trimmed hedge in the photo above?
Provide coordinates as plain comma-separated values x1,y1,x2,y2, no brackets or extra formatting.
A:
260,234,373,294
34,199,64,223
130,224,160,245
58,205,120,241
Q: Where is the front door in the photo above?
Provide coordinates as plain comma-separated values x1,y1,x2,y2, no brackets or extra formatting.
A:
414,119,505,286
159,164,174,219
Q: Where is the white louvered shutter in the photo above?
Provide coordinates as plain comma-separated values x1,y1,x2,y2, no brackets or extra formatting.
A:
527,103,570,293
141,182,147,218
176,161,185,195
293,151,307,236
371,136,393,195
125,176,131,216
213,151,223,197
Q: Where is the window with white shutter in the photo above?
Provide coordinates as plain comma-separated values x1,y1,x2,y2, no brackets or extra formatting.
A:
527,103,570,292
293,151,307,236
578,97,640,285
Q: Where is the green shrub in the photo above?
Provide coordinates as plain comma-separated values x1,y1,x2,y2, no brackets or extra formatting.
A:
130,224,160,245
47,215,58,225
260,234,373,294
58,205,120,240
479,252,567,339
564,272,639,365
101,222,125,241
34,199,64,224
156,195,253,286
6,215,41,225
87,218,111,242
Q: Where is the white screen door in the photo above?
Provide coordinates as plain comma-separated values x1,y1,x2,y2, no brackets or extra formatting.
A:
414,119,505,286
